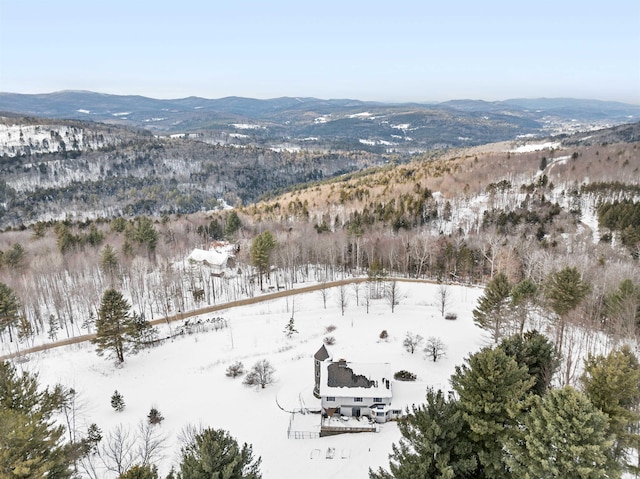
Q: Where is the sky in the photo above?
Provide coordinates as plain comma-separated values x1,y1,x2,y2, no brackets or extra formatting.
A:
1,0,639,104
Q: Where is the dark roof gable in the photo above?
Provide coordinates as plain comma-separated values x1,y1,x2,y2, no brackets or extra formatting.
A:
314,344,330,361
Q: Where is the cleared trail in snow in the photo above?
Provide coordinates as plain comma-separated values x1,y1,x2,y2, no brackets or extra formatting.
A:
1,277,449,361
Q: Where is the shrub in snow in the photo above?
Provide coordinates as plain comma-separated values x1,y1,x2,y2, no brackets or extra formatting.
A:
379,330,389,340
148,407,164,425
111,390,125,412
323,335,336,345
445,312,458,320
225,361,245,378
394,370,417,381
325,324,337,333
243,359,276,389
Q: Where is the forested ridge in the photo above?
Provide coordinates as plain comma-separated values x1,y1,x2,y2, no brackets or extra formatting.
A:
0,117,398,228
1,120,640,478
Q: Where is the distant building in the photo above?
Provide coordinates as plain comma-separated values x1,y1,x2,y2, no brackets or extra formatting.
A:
187,241,237,276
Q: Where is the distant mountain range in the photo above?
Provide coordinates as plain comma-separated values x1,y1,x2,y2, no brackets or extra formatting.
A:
1,91,639,152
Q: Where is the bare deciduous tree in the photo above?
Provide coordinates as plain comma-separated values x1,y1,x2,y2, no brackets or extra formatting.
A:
403,332,423,354
352,281,361,306
436,284,451,318
424,336,447,362
337,285,349,316
319,283,328,309
385,280,401,313
101,424,135,476
243,359,276,389
136,421,167,467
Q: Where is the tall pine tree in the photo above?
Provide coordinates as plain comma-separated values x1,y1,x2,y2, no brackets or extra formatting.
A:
544,266,590,353
0,361,73,479
0,282,21,343
370,389,477,479
581,345,640,473
176,427,261,479
450,346,534,479
473,272,512,343
92,288,135,363
499,330,559,396
250,231,276,290
506,386,619,479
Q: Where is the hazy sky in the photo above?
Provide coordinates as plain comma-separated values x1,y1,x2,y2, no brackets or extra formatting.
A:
1,0,639,103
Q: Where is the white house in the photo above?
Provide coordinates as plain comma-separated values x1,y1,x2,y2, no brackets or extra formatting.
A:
314,345,403,423
187,241,237,276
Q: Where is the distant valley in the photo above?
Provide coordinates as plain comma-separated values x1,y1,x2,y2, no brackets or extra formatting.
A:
2,91,639,153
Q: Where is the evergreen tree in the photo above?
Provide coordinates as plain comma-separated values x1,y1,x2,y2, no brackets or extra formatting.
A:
510,278,537,337
87,224,105,247
0,361,73,479
472,272,511,343
119,464,159,479
111,390,125,412
111,216,128,233
147,407,164,425
506,386,619,479
224,211,242,239
0,281,21,342
134,217,159,260
450,346,534,479
581,345,640,472
370,389,478,479
93,288,136,363
283,318,298,338
176,427,261,479
130,312,157,347
604,279,640,336
100,244,120,283
82,423,102,455
4,243,26,270
499,330,559,396
545,266,590,353
250,231,276,289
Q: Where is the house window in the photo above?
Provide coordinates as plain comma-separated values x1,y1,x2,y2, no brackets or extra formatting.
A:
354,397,363,402
373,397,382,403
326,396,335,402
376,411,385,417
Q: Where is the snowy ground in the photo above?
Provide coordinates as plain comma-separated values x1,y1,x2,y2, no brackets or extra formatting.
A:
20,281,485,479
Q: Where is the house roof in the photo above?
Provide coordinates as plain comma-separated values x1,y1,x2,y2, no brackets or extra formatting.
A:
314,344,331,361
319,360,392,398
187,247,230,267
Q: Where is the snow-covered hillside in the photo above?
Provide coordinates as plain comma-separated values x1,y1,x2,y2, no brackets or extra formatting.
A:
0,123,121,157
22,281,484,479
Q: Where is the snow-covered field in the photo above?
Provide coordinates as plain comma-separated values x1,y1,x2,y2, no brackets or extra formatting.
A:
22,281,484,478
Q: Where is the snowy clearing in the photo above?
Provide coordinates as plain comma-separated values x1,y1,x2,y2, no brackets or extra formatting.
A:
22,281,484,479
